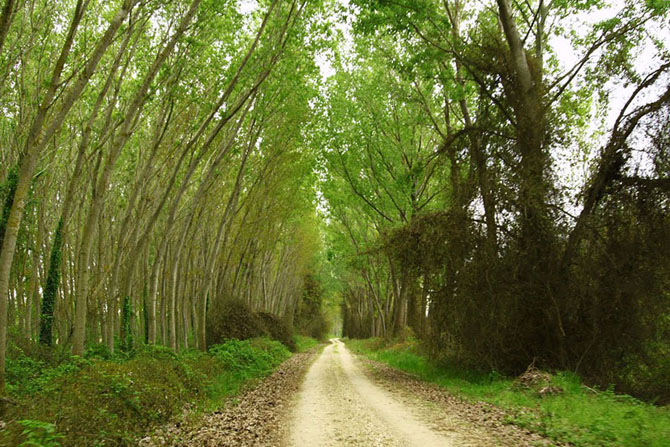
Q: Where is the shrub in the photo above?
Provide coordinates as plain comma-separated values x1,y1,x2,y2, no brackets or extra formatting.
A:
206,299,265,346
18,420,64,447
206,299,297,350
256,312,296,351
1,337,291,446
5,349,92,397
2,357,200,445
84,343,112,360
5,352,44,395
209,338,290,374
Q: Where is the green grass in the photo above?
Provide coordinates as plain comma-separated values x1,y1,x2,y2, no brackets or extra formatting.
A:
293,335,321,352
2,338,292,446
204,338,291,406
346,338,670,447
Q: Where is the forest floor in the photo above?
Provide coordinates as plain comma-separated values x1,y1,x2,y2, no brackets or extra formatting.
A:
148,339,560,446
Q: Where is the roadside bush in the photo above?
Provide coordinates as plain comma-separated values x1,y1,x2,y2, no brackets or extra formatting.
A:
5,349,91,397
2,355,201,446
4,350,44,395
0,338,291,446
256,312,296,351
206,299,297,350
616,342,670,405
372,192,670,404
206,299,265,347
209,338,290,374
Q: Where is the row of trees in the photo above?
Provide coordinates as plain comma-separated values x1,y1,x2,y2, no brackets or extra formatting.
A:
0,0,328,393
320,0,670,399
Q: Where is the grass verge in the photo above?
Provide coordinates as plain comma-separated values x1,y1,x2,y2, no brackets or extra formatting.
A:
1,337,317,446
346,338,670,447
294,335,321,352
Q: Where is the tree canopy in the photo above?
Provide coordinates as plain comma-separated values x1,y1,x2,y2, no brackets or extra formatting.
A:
0,0,669,403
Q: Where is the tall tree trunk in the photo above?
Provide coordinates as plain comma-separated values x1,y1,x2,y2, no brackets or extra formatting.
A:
146,238,165,345
72,0,202,355
0,0,16,63
41,24,134,346
496,0,548,255
0,0,134,388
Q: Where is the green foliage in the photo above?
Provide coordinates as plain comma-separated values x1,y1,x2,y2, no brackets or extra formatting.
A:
18,420,64,447
4,352,45,395
348,338,670,447
39,219,63,347
205,338,290,407
293,335,320,352
83,343,112,360
646,0,670,12
1,338,291,446
120,296,133,352
209,338,289,375
5,348,92,396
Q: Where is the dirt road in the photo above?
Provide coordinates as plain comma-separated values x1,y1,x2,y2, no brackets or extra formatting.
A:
288,339,508,447
147,340,555,446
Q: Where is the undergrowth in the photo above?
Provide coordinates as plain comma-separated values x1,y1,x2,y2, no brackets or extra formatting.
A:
346,338,670,447
0,337,307,446
293,334,321,352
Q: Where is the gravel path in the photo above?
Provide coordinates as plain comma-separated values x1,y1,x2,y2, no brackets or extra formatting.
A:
288,339,510,446
358,351,564,447
144,339,560,446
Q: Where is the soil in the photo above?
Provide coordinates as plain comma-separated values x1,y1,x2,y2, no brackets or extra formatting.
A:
288,339,532,446
140,350,315,446
144,339,563,446
358,352,566,446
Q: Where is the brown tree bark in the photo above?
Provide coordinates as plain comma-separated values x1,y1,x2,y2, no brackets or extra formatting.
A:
0,0,16,61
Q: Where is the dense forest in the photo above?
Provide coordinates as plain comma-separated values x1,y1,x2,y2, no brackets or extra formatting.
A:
326,0,670,401
0,0,331,393
0,0,668,430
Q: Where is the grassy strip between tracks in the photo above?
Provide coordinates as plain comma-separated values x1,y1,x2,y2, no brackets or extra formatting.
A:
346,337,670,447
1,336,318,446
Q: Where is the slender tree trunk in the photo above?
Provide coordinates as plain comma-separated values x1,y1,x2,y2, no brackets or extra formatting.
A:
72,0,202,355
0,0,134,386
41,25,134,346
496,0,547,255
146,238,165,345
0,0,16,63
